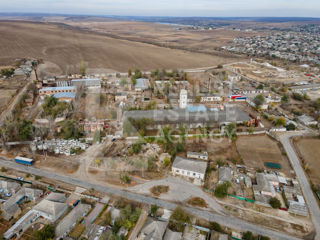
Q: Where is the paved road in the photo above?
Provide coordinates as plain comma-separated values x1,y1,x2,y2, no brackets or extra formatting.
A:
0,158,301,240
280,132,320,240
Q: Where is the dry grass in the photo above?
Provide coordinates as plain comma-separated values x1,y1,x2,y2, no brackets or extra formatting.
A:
68,223,86,239
0,21,239,73
150,185,169,196
295,138,320,187
187,197,208,208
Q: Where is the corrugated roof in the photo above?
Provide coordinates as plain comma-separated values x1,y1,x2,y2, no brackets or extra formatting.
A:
53,92,76,99
39,86,76,92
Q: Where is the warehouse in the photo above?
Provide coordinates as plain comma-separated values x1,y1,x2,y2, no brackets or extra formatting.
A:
124,105,251,130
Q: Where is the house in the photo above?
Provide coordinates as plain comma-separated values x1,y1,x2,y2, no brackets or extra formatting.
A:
163,229,182,240
33,199,68,222
297,115,318,126
45,192,67,203
71,78,101,88
253,173,279,206
79,119,106,133
115,92,128,102
172,156,207,181
39,86,76,99
1,188,43,221
137,217,168,240
135,78,150,91
187,152,208,161
200,95,223,103
283,181,308,216
218,167,233,184
0,180,21,195
55,203,91,239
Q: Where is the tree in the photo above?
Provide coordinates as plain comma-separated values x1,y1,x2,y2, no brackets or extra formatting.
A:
80,60,86,76
269,197,281,209
18,120,33,141
257,84,264,90
120,77,128,87
242,231,255,240
209,221,223,232
168,207,191,232
128,69,132,77
214,182,231,198
286,123,296,131
281,94,289,104
131,76,137,86
119,172,131,184
275,117,286,126
33,224,55,240
225,123,237,141
253,94,265,108
60,120,83,139
150,205,158,216
0,68,15,77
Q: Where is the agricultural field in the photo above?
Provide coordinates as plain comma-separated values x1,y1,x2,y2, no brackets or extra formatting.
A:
295,138,320,187
60,19,254,56
0,21,240,73
236,135,293,176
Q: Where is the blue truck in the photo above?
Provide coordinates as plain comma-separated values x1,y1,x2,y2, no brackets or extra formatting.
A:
14,156,34,166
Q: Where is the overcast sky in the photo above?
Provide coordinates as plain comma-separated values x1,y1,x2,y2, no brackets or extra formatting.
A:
1,0,320,17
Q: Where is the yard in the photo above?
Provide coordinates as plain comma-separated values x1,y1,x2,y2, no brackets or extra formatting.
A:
236,135,293,176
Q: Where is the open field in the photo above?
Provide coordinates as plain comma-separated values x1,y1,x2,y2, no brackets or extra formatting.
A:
236,135,293,176
0,21,242,73
295,138,320,187
61,20,254,55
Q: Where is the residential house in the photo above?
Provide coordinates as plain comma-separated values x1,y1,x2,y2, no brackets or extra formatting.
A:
218,167,233,184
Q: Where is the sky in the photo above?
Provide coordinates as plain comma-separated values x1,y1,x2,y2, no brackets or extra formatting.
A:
1,0,320,17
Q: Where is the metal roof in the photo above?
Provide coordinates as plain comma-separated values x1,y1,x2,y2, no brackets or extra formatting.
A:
53,92,76,99
124,106,251,125
39,86,76,92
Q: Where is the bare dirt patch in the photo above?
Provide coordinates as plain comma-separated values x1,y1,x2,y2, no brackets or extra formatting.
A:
35,154,80,174
236,135,293,176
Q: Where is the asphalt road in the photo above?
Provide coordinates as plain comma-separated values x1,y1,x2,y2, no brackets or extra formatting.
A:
280,132,320,240
0,158,301,240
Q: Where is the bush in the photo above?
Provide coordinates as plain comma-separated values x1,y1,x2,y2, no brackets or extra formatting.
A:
119,172,131,184
150,205,158,216
269,197,281,209
286,123,296,131
253,94,265,108
242,231,254,240
209,221,223,232
214,182,231,198
187,197,207,208
168,207,191,232
150,185,169,196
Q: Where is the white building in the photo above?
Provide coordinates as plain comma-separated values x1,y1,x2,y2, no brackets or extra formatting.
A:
172,156,207,181
187,152,208,161
179,89,188,109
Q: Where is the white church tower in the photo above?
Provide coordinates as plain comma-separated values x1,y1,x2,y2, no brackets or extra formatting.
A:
179,89,188,109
